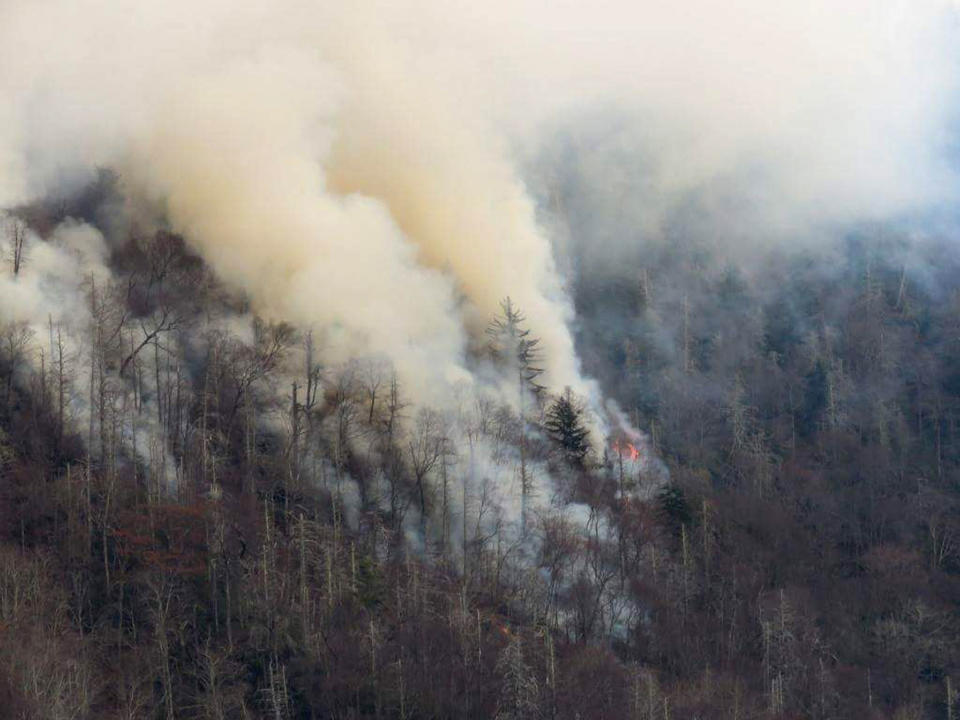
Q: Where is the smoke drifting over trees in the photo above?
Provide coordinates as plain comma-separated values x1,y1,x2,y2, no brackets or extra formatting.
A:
1,0,960,718
2,0,958,406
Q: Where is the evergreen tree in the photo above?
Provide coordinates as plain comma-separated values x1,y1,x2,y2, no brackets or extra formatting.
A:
656,484,692,536
487,297,544,534
800,358,829,438
487,297,545,398
545,388,590,464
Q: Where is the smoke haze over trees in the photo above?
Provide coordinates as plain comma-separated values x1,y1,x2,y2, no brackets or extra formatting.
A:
2,0,960,718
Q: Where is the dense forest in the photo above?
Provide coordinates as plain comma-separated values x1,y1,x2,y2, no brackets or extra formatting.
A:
1,175,960,720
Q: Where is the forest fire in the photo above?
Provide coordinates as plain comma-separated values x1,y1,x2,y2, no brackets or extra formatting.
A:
610,437,641,462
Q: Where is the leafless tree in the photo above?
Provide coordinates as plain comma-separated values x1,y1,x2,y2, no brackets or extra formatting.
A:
358,355,391,425
5,216,27,276
119,304,184,378
407,408,445,537
495,634,540,720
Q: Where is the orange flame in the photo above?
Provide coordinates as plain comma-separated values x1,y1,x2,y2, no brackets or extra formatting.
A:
611,439,640,461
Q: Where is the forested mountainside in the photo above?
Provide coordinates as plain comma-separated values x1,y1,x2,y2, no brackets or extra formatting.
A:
4,1,960,719
1,185,960,720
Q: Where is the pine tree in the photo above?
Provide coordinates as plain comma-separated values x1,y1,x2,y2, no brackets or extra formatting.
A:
799,358,828,438
545,388,590,464
486,297,544,398
487,297,544,534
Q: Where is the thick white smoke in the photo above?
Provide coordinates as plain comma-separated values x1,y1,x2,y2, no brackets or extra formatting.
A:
1,0,958,412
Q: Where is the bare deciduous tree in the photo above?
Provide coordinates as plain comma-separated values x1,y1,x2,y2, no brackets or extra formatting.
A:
5,217,27,276
407,408,445,538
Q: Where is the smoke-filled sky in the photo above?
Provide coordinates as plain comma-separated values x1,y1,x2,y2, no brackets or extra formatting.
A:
1,0,959,406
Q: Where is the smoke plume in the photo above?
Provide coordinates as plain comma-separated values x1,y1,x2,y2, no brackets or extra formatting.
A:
1,0,959,411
